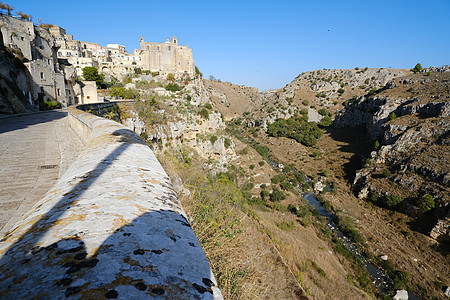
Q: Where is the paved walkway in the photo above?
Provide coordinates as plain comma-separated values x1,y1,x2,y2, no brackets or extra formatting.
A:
0,110,84,236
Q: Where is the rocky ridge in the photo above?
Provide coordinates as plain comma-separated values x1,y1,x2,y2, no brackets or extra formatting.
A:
239,68,408,130
335,71,450,242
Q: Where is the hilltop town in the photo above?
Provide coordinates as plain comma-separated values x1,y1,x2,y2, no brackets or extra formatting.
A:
0,12,194,112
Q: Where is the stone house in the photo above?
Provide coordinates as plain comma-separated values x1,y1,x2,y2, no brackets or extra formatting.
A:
0,15,76,107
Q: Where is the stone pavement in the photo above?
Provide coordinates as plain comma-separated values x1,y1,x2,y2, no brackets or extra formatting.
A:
0,110,84,236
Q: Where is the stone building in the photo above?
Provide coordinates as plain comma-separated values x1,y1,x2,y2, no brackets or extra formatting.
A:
0,15,75,107
139,36,195,76
50,25,98,77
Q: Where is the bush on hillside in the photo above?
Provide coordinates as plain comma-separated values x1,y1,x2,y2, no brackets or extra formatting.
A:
270,187,285,202
267,114,322,147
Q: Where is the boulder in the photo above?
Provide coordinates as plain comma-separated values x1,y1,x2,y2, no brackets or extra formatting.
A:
393,290,408,300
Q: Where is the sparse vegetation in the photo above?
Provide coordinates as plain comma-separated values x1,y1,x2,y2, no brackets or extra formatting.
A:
267,114,322,146
165,83,182,92
417,194,435,213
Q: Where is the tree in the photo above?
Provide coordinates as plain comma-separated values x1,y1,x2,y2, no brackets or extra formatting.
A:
385,194,403,208
82,66,102,81
17,11,30,21
411,63,423,73
417,194,435,213
0,2,13,15
82,66,105,88
166,73,175,82
195,66,202,78
270,187,285,202
199,108,209,120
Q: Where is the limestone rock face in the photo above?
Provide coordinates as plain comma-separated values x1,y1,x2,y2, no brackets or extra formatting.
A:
430,217,450,241
122,78,237,169
336,71,450,240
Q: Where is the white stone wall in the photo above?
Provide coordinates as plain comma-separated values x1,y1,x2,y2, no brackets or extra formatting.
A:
0,106,223,299
140,36,195,75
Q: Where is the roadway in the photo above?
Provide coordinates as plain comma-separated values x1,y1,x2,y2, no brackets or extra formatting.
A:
0,110,84,236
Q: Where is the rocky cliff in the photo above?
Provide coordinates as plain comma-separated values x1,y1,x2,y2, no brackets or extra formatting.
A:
335,70,450,242
235,68,408,130
119,76,237,169
0,48,33,113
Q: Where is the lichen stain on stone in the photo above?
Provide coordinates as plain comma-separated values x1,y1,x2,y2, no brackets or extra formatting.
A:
53,214,87,227
112,216,130,229
123,256,156,272
116,195,132,202
134,204,149,215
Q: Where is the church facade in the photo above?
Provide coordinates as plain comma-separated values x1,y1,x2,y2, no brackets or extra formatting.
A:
139,36,195,75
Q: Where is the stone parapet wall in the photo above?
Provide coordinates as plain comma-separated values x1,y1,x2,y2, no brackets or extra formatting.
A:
0,105,222,299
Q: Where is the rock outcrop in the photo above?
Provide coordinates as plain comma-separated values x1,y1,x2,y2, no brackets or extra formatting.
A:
336,71,450,240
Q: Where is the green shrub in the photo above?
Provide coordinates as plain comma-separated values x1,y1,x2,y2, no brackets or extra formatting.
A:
199,108,210,119
311,150,320,158
249,164,255,170
335,215,364,244
337,88,345,94
109,86,140,99
39,100,62,110
267,115,323,147
302,100,309,106
318,108,330,116
205,103,213,109
271,174,286,184
389,112,397,120
242,182,254,191
224,138,231,149
383,169,391,178
253,144,270,158
270,187,286,202
280,181,293,191
287,204,298,214
385,194,403,208
278,220,295,230
319,116,332,127
210,135,218,144
258,160,265,166
136,80,150,89
389,270,411,290
260,189,270,200
165,83,182,92
417,194,435,213
374,140,380,150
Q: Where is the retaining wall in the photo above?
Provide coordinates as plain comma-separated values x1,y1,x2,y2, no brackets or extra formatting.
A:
0,104,222,299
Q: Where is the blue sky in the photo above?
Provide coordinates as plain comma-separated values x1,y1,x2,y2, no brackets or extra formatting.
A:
7,0,450,90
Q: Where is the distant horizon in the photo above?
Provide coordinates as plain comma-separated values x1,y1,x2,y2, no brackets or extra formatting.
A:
5,0,450,91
